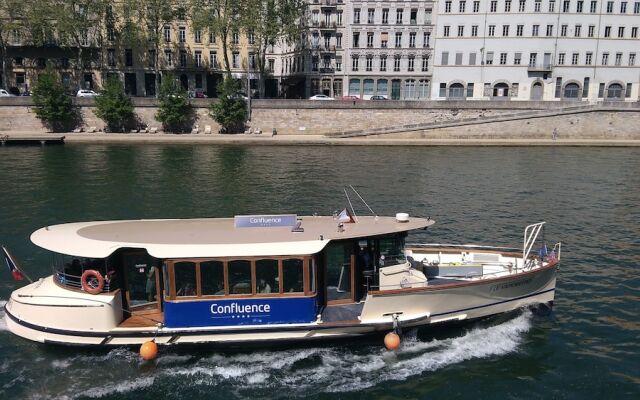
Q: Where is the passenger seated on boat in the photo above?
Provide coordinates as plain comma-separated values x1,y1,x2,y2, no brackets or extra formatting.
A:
177,283,196,296
257,279,272,294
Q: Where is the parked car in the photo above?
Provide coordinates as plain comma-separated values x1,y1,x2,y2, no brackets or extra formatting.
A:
370,95,388,100
76,89,99,97
340,95,360,101
188,89,208,98
0,89,16,97
21,91,31,96
309,94,335,100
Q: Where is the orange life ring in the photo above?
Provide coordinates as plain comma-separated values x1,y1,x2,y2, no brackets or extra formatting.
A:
81,270,104,295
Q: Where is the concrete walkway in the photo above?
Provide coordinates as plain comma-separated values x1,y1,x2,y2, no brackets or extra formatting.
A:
3,131,640,146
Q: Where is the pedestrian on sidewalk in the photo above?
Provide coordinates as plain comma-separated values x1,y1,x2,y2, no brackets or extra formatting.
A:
552,128,558,140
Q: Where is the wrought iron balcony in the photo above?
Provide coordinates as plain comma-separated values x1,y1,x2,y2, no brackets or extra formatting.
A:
527,63,553,72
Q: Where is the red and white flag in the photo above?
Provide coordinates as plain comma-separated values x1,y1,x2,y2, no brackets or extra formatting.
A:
2,246,25,281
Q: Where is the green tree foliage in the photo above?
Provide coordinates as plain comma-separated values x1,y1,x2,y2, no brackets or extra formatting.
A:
32,70,79,132
156,76,195,133
210,78,247,133
94,77,136,132
190,0,238,75
239,0,307,97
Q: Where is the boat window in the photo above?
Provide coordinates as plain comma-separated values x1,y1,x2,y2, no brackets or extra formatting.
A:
175,261,197,297
310,258,317,293
282,258,304,293
378,235,407,266
256,259,278,294
163,263,170,297
201,260,225,296
228,260,252,295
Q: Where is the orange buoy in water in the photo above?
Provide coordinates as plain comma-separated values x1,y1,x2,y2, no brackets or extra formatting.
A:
384,332,401,351
140,340,158,360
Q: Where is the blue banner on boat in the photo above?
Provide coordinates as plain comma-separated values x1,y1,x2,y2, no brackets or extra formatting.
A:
163,296,318,328
234,214,298,228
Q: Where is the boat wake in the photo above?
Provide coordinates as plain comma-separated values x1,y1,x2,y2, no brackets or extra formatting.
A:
17,311,533,399
0,300,7,332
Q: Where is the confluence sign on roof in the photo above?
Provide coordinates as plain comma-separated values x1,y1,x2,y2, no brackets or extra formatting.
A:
234,214,298,228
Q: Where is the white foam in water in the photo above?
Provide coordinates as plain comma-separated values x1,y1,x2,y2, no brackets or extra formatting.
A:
75,376,156,399
0,300,7,331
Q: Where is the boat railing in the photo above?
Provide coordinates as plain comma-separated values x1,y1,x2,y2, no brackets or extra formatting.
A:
408,243,521,253
523,222,545,262
54,271,116,293
553,242,562,261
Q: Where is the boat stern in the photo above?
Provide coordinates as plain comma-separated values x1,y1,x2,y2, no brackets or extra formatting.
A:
4,276,123,344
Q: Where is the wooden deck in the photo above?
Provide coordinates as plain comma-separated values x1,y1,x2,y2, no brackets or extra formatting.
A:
118,312,164,328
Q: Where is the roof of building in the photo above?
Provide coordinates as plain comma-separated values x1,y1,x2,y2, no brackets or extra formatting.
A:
30,215,434,258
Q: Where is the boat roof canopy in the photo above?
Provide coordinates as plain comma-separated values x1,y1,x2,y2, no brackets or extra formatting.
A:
30,216,434,259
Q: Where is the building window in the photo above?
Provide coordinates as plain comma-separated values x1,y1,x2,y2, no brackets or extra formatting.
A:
164,26,171,42
336,57,342,71
577,0,584,11
107,28,115,42
472,25,478,36
555,78,562,98
500,53,507,64
195,50,202,67
457,26,464,37
547,25,554,36
194,30,202,43
503,25,509,36
485,52,494,65
572,53,579,65
469,52,477,65
367,32,374,47
380,56,387,71
635,2,640,13
354,8,360,24
529,52,537,67
232,52,239,68
148,49,156,67
248,30,255,45
180,50,187,68
632,27,638,37
125,49,133,66
519,0,526,11
514,52,521,64
606,1,613,12
588,25,595,37
353,33,360,48
491,1,497,12
630,53,636,65
460,1,467,12
615,52,622,65
563,0,571,12
535,0,541,11
618,27,625,37
352,56,359,71
382,8,389,24
506,0,512,11
394,56,401,71
575,25,581,37
591,0,597,12
586,52,592,65
602,52,609,65
517,25,524,36
474,1,480,12
410,32,416,46
550,0,556,11
165,50,172,67
422,56,429,71
337,11,343,26
179,27,186,43
561,25,568,36
583,77,590,97
488,25,495,36
395,32,402,47
445,1,452,12
558,53,565,65
366,56,373,71
455,52,463,65
408,56,415,71
404,80,416,99
441,51,449,65
209,51,217,68
396,8,403,24
232,31,239,45
532,25,539,36
410,9,417,24
604,26,611,37
368,8,375,24
423,31,431,47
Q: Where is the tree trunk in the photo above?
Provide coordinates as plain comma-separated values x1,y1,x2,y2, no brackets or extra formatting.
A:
258,37,267,99
221,30,231,76
77,41,84,90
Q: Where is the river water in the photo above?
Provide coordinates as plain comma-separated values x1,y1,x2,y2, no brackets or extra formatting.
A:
0,144,638,399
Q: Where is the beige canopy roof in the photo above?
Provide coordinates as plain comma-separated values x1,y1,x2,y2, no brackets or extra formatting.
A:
30,216,434,259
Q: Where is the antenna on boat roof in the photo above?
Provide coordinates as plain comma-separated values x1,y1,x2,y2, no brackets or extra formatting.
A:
344,185,378,220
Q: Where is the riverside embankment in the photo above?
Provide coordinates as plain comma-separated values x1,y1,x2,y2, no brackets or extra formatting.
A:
1,98,640,144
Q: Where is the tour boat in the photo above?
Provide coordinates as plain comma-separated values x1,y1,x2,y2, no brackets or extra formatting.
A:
3,210,560,348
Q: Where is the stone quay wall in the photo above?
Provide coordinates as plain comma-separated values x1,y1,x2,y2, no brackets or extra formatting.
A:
1,97,639,139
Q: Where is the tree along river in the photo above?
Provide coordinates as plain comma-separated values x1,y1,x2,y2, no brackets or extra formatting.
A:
0,144,638,399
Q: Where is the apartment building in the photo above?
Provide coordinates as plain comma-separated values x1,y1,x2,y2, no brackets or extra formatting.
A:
432,0,640,101
342,0,435,99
